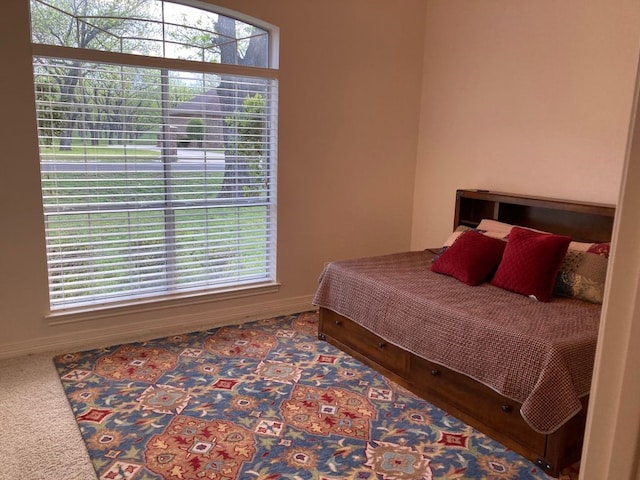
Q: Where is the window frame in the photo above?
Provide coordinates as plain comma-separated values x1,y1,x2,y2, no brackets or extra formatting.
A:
30,0,280,317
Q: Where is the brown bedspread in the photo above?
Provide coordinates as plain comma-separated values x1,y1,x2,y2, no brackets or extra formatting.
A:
312,251,601,434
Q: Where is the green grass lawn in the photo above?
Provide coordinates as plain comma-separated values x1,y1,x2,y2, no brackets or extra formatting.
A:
41,170,225,203
40,145,160,161
40,141,225,162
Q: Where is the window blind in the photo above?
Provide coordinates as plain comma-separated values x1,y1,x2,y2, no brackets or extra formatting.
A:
34,59,277,310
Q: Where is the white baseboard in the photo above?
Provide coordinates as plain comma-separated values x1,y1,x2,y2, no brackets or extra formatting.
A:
0,295,316,360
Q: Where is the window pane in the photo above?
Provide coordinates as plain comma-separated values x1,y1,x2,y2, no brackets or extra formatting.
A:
31,0,276,310
30,0,269,67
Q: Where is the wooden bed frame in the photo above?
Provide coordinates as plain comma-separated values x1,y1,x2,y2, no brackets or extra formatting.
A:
318,189,616,477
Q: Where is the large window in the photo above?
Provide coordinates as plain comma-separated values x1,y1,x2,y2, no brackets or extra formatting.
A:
30,0,278,311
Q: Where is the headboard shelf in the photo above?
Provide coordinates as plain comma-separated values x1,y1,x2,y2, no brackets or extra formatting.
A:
454,189,616,243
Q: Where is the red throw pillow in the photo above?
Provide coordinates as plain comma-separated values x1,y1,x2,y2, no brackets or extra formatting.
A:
431,230,507,285
491,227,572,302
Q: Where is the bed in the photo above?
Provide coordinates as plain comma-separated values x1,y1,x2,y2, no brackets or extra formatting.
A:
313,189,615,477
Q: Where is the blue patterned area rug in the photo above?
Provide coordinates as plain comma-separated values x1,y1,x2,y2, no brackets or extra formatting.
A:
54,311,573,480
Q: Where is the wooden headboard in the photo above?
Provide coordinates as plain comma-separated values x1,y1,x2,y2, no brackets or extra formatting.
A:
454,189,616,243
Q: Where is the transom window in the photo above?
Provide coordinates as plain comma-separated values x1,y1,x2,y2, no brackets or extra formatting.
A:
30,0,278,311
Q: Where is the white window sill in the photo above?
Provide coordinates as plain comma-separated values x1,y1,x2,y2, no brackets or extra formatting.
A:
46,282,281,326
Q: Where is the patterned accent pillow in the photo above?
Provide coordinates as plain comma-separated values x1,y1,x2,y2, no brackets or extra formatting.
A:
491,227,572,302
431,230,507,285
554,241,610,303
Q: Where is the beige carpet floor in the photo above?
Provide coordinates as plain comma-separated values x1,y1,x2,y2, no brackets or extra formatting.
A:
0,352,97,480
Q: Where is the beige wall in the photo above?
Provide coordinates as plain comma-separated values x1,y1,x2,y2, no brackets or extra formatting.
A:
0,0,425,356
412,0,640,249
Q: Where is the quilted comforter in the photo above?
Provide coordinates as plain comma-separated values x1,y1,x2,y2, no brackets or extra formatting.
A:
312,250,601,434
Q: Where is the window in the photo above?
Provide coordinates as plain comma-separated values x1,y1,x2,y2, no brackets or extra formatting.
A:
30,0,278,311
